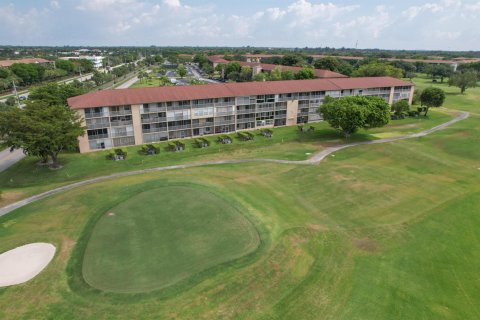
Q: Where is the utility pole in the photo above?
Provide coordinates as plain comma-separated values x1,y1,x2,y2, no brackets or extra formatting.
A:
12,80,20,107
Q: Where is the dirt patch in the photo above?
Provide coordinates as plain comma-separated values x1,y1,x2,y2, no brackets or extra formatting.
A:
59,237,75,262
353,238,379,253
0,191,25,207
307,223,327,232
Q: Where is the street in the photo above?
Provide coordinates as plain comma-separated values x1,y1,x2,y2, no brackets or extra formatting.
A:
0,148,25,172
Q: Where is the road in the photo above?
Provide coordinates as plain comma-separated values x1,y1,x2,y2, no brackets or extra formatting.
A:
115,76,139,89
0,111,469,218
0,148,25,173
0,73,93,103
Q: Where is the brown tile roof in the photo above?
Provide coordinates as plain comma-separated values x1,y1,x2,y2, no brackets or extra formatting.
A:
0,58,51,67
207,56,347,79
68,77,413,110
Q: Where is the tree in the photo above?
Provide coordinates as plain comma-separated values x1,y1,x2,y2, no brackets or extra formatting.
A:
0,104,85,168
314,56,353,76
448,71,478,93
28,82,90,106
269,66,283,81
10,63,45,85
281,54,305,66
319,96,390,138
0,68,9,79
253,73,267,82
177,65,187,78
420,87,445,116
239,67,252,82
352,62,403,78
391,100,410,116
295,67,315,80
225,62,241,75
227,71,239,82
281,70,294,80
433,64,453,83
55,59,75,73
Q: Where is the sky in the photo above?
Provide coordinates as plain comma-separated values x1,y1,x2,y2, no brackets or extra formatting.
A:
1,0,479,50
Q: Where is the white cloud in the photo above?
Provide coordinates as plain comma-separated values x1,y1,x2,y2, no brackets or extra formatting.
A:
50,1,60,9
266,8,286,20
163,0,181,8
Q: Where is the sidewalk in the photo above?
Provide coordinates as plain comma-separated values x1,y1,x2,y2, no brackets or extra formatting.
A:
0,148,25,172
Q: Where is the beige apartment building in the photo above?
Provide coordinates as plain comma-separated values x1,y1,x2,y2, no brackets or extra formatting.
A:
67,77,414,153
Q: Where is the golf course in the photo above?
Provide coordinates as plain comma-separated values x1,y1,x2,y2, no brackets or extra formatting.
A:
0,76,479,319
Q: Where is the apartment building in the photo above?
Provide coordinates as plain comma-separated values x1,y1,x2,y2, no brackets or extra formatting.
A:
67,77,414,153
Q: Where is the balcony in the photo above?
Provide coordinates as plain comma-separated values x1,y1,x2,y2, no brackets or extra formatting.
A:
142,127,167,134
109,110,132,116
192,122,214,128
88,133,109,140
143,106,167,113
141,117,167,124
85,112,107,119
236,109,256,115
215,111,235,116
214,120,235,126
168,124,191,131
86,122,110,130
110,131,134,138
110,120,133,127
256,107,275,112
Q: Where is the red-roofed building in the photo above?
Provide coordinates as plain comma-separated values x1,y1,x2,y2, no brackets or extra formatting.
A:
68,77,414,153
0,58,52,68
206,56,347,79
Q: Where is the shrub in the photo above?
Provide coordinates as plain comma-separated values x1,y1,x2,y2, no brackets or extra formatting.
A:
168,141,185,152
217,135,232,144
193,138,209,148
237,132,254,141
139,144,160,155
106,148,127,160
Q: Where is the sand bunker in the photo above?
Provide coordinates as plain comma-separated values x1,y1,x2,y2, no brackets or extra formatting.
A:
0,243,56,287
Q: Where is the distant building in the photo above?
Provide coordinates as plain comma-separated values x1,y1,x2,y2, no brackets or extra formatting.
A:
68,77,414,153
59,56,104,69
207,55,347,79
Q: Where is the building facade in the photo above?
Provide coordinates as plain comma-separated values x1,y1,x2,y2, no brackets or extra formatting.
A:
68,77,414,153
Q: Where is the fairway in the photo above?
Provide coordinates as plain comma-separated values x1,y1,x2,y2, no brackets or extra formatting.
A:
82,186,260,293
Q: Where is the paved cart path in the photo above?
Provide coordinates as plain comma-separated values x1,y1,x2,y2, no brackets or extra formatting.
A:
0,111,469,218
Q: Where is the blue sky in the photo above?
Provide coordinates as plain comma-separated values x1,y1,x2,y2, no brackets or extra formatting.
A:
1,0,479,50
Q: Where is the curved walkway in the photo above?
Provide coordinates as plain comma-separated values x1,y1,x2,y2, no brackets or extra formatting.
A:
0,111,469,218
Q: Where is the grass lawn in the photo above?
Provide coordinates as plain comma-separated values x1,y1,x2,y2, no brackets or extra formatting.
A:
0,78,479,319
82,186,259,293
130,77,172,88
0,110,452,197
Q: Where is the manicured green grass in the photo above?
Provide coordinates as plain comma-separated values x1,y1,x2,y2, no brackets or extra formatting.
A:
0,80,478,319
130,77,172,88
0,113,478,319
413,76,480,114
0,110,451,194
82,186,259,293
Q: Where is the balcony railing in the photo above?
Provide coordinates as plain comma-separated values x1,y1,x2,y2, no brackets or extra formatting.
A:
256,107,275,112
143,107,167,113
236,118,255,124
192,122,214,128
141,117,167,124
236,109,256,114
110,120,133,127
85,112,107,119
109,110,132,116
110,131,134,138
87,123,110,130
214,120,235,126
168,125,191,131
142,127,167,134
88,133,109,140
215,111,235,116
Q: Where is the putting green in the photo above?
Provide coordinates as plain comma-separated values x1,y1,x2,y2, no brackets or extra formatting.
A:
82,186,260,293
